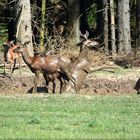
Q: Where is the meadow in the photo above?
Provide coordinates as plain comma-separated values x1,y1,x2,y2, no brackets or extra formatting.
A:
0,94,139,139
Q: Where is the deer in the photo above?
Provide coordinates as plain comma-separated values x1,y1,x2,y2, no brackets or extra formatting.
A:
66,31,118,93
134,78,140,94
3,40,21,77
43,72,68,94
13,40,76,93
66,32,99,93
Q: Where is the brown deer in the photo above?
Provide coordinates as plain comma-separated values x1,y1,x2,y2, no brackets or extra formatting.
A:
13,40,75,93
43,72,68,94
3,41,21,77
66,36,99,93
134,78,140,94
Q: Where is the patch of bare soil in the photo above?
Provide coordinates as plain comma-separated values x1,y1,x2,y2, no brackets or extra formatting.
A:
0,67,46,95
0,65,138,95
82,77,136,95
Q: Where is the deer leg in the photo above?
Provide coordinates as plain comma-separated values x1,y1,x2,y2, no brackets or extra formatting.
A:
65,72,78,93
58,75,68,94
10,62,12,76
4,61,6,75
9,61,14,78
62,69,78,93
57,76,63,94
60,68,77,91
10,59,16,78
43,73,50,93
18,58,21,75
52,81,56,94
12,59,16,72
45,80,49,93
33,71,39,93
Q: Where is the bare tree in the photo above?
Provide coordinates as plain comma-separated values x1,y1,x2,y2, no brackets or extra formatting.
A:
104,0,109,54
67,0,80,47
109,0,116,55
40,0,46,52
96,0,109,54
96,0,104,41
136,0,140,48
14,0,33,56
117,0,131,55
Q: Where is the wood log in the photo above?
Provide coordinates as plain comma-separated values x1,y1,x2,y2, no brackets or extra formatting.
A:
0,63,27,68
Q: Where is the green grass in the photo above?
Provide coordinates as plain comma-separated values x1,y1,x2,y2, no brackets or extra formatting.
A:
0,94,140,139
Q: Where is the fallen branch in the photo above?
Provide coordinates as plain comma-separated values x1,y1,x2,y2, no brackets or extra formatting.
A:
0,63,27,68
82,65,119,73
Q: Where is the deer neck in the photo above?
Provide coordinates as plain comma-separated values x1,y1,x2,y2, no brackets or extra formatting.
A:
21,47,33,65
79,47,88,59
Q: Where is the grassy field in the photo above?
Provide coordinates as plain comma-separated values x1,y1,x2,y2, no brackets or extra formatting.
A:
0,94,140,139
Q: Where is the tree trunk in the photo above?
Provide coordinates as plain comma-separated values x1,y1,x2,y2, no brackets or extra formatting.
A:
40,0,46,52
96,0,109,54
136,0,140,48
104,0,109,54
110,0,116,55
67,0,80,47
117,0,131,55
80,0,90,35
14,0,33,56
96,0,104,40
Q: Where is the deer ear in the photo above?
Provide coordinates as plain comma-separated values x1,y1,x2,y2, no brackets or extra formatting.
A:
10,40,14,44
80,30,89,40
85,31,89,38
9,40,15,47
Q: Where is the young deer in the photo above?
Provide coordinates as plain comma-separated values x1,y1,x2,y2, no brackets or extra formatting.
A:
3,41,21,77
14,40,75,93
43,72,68,94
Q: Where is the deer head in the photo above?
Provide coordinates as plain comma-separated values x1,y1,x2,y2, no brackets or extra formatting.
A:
82,39,99,47
76,31,99,51
76,35,99,51
13,40,30,53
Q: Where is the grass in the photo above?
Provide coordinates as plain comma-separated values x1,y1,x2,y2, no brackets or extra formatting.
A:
91,67,140,80
0,94,140,139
